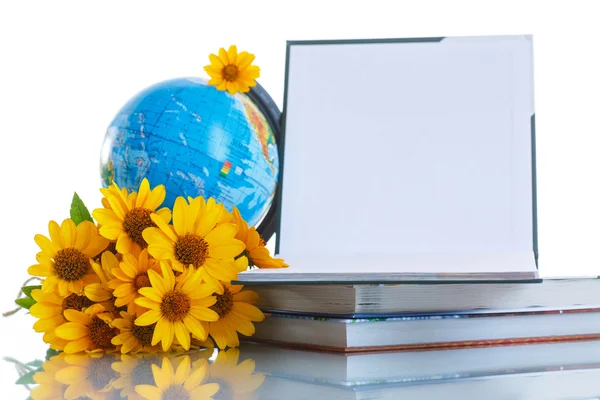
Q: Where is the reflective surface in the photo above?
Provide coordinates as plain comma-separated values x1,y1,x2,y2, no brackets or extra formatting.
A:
3,315,600,399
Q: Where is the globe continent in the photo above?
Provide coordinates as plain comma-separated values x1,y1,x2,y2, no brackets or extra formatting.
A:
100,78,279,227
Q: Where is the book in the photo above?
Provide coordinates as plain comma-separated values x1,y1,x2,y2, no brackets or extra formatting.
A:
256,368,600,400
241,340,600,387
274,35,538,280
248,308,600,352
236,277,600,316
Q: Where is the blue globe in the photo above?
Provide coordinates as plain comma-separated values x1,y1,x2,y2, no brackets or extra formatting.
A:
100,77,280,227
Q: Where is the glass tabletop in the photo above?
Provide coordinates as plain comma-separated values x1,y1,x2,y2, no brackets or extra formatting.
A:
2,314,600,399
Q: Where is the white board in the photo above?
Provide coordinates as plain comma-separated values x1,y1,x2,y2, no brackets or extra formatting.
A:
270,35,537,279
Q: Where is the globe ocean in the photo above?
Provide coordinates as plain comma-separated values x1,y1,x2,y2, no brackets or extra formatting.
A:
100,78,279,227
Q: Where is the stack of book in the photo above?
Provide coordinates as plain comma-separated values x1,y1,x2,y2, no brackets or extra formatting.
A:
237,36,600,353
237,276,600,352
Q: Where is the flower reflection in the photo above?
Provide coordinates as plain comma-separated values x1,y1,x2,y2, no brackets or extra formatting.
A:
27,347,264,399
135,357,219,400
206,349,265,400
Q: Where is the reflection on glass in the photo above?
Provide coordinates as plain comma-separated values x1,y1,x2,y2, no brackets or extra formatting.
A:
24,348,263,400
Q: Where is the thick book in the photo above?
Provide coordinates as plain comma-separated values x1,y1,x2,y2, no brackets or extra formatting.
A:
238,277,600,316
241,340,600,387
266,35,538,282
248,308,600,352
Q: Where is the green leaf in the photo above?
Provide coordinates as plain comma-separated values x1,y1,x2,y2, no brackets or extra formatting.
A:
15,369,39,385
15,297,36,310
25,360,43,368
70,192,93,226
45,348,60,360
21,285,42,299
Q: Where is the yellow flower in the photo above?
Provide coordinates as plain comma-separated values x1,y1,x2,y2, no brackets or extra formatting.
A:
93,178,171,255
28,219,109,297
206,348,265,399
232,207,288,269
202,282,264,349
134,262,219,351
111,354,163,400
84,251,119,303
142,196,245,292
55,303,119,354
31,354,70,400
204,45,260,94
53,352,120,399
109,249,160,317
112,311,162,354
30,289,94,350
135,356,219,400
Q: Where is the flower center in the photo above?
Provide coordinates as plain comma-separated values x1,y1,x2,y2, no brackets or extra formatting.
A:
131,357,160,386
161,291,191,322
87,356,118,391
174,233,209,267
88,316,118,350
163,385,190,400
210,288,233,317
62,293,93,311
134,272,152,290
222,64,239,82
54,248,90,282
123,207,156,248
132,323,155,347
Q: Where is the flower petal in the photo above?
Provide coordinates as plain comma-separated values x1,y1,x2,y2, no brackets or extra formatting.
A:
135,385,163,400
135,309,162,326
64,336,93,354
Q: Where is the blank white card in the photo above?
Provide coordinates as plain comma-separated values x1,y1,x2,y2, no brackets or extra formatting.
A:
277,36,536,275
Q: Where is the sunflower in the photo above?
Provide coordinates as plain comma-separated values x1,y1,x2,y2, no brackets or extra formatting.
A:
28,219,109,297
206,348,265,400
204,45,260,95
93,178,171,255
31,354,70,400
54,303,119,354
29,289,94,351
202,282,264,350
111,354,162,400
134,262,219,351
109,249,160,317
136,356,219,400
54,352,121,399
84,251,119,303
142,196,245,292
232,207,288,269
112,311,162,354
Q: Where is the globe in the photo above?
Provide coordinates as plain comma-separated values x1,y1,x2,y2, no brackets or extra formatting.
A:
100,77,280,229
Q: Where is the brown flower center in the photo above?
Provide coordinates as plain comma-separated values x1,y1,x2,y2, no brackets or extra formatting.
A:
54,248,90,282
62,293,93,311
162,385,190,400
174,233,208,267
222,64,239,82
161,291,191,322
210,288,233,317
123,207,155,248
87,356,118,391
131,356,160,386
132,323,155,347
134,272,152,290
88,316,118,350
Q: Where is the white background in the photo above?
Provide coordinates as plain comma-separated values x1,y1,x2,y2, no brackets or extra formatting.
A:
0,0,599,397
